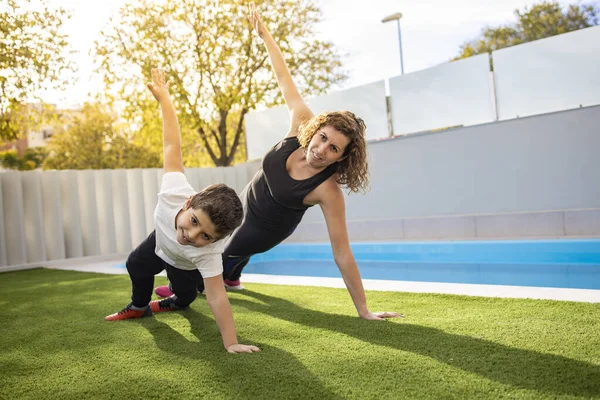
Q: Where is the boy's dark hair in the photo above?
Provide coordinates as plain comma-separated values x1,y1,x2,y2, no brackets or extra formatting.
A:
189,183,243,239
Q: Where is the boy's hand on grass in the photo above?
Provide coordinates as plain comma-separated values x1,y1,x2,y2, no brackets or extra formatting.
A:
360,311,404,320
227,343,261,354
147,68,171,103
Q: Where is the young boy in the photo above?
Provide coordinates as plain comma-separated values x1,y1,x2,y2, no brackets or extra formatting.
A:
105,68,260,354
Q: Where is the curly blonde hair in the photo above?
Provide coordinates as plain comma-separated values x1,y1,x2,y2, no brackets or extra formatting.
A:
297,111,369,193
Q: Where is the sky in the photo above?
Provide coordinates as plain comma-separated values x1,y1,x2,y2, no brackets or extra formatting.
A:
43,0,575,108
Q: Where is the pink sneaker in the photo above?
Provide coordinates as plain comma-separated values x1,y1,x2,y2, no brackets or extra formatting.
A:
154,285,174,298
224,279,244,291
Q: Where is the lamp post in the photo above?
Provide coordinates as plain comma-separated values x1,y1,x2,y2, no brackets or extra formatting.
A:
382,12,404,75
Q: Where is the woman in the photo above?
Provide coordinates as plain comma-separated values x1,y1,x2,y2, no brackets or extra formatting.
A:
156,3,402,321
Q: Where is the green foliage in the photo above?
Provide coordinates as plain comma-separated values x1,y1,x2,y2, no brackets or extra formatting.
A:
21,159,36,171
0,149,20,169
22,146,49,167
455,1,599,60
94,0,346,166
0,0,76,140
0,147,48,170
42,103,161,170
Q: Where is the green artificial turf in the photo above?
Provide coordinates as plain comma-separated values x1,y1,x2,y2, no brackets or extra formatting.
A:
0,268,599,399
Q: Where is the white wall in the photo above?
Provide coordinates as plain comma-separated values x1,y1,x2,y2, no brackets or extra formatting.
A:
245,80,388,160
300,105,600,225
494,25,600,120
307,80,388,141
389,53,495,135
2,106,599,268
245,27,600,156
244,105,289,161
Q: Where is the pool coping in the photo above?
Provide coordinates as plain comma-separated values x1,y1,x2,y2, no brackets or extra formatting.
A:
41,259,600,303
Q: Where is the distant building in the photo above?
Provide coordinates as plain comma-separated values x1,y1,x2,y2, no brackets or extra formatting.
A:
0,137,28,156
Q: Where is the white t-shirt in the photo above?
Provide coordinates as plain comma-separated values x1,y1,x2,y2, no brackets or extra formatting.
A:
154,172,224,278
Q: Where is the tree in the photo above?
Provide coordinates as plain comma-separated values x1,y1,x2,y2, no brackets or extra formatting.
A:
22,146,49,168
454,1,599,60
0,149,20,169
0,0,75,140
42,103,161,170
94,0,347,167
0,147,46,170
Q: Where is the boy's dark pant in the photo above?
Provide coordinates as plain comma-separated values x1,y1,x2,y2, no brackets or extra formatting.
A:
127,230,200,308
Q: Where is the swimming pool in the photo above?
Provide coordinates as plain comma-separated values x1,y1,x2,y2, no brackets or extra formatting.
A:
243,239,600,290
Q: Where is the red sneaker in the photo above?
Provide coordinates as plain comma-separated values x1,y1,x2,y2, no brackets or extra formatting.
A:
149,296,187,314
105,303,152,321
224,279,244,291
154,285,174,298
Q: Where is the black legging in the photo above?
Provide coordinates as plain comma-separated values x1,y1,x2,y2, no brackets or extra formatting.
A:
196,213,298,292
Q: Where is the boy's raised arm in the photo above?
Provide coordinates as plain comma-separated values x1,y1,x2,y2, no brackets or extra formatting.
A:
147,68,184,173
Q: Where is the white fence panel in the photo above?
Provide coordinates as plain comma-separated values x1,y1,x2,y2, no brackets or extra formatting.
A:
0,181,6,266
77,170,100,257
389,53,494,135
59,171,83,258
40,171,65,261
111,170,132,253
126,169,147,247
142,169,160,235
308,80,388,141
22,171,46,263
95,170,117,255
1,173,27,265
244,105,289,161
494,26,600,120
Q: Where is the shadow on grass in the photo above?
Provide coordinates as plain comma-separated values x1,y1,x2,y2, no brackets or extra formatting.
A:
140,308,343,400
229,290,600,398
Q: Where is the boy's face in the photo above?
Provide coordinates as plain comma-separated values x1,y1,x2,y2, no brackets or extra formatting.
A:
175,197,219,247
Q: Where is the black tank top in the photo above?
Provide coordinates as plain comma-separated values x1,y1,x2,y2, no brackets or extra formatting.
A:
246,136,337,232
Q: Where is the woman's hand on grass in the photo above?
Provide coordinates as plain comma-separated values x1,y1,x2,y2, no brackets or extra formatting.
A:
227,343,261,354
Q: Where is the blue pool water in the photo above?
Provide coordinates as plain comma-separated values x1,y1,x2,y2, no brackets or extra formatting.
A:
114,239,600,289
243,239,600,290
